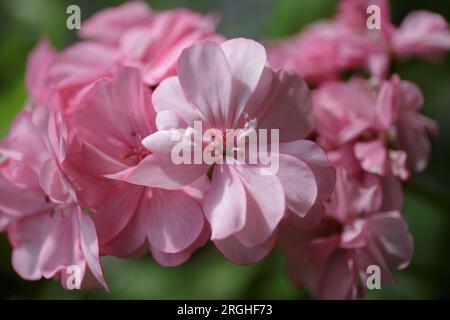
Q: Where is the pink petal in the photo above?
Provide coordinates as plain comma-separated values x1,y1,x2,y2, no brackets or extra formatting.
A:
204,165,247,240
39,158,75,204
151,222,210,267
107,154,207,190
25,39,56,104
280,140,335,200
10,213,55,280
245,69,313,142
92,184,143,245
234,165,285,246
79,1,153,44
220,38,267,126
214,232,276,265
354,140,387,176
152,76,202,125
366,211,414,270
147,189,204,253
77,208,109,291
275,153,317,218
177,41,233,129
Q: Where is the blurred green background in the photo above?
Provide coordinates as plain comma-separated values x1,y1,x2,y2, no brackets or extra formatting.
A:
0,0,449,299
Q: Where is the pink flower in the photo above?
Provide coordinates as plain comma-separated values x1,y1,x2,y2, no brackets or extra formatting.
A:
66,67,208,265
0,106,108,290
116,8,222,86
267,22,380,83
25,4,221,112
392,11,450,61
313,75,437,177
279,169,413,300
111,39,334,264
337,0,450,76
267,0,450,81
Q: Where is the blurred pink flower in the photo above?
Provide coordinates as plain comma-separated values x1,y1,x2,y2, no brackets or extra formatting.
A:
267,0,450,81
79,1,154,45
279,168,413,300
0,106,108,290
313,75,437,177
267,22,380,83
392,10,450,60
25,3,221,112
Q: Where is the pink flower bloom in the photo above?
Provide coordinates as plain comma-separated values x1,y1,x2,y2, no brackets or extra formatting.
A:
267,0,450,81
393,10,450,61
117,8,222,86
26,4,221,112
337,0,450,76
279,169,413,300
267,22,379,83
313,75,437,177
111,39,334,264
0,106,108,290
66,67,208,264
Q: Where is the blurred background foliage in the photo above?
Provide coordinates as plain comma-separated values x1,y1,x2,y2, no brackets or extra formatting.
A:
0,0,449,299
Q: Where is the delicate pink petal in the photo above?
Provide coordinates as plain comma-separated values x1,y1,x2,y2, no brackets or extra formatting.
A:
366,211,414,270
279,140,335,200
147,189,204,253
25,39,56,104
151,222,210,267
78,208,109,291
204,165,247,240
79,1,153,44
220,38,267,126
39,158,75,204
354,140,387,176
234,165,285,246
245,69,313,142
92,184,143,245
177,41,233,128
10,213,55,280
107,154,207,190
275,153,317,218
214,232,276,265
152,76,202,125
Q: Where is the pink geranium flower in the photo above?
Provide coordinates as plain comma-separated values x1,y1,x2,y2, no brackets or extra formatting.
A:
25,3,221,112
0,106,108,290
267,0,450,81
110,39,334,264
66,67,209,265
313,75,437,177
279,168,413,300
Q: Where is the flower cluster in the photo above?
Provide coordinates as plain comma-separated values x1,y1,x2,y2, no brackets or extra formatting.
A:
270,0,444,299
0,0,447,298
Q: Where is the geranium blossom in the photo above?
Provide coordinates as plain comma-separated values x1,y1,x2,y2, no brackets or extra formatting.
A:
110,39,334,264
66,67,209,265
279,169,413,300
0,1,444,298
25,2,221,112
267,0,450,81
313,75,437,177
0,106,108,290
